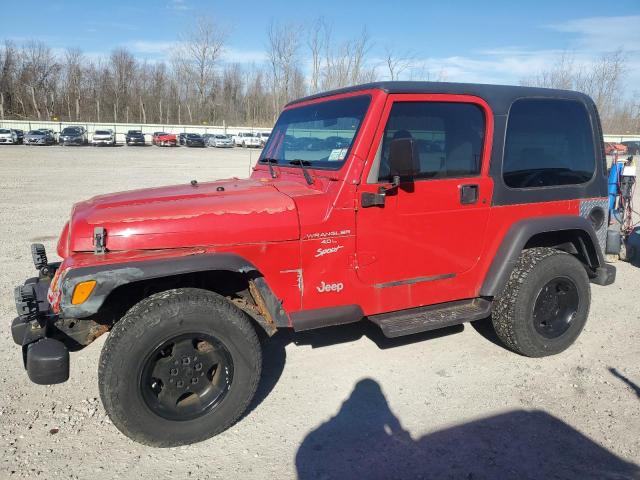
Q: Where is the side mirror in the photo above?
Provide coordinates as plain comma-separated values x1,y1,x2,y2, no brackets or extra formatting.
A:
388,138,420,185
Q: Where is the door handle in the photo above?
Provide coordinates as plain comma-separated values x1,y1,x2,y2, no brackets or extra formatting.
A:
460,184,479,205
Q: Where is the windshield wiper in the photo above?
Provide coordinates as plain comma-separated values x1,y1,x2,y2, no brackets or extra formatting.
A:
261,157,278,179
289,159,314,185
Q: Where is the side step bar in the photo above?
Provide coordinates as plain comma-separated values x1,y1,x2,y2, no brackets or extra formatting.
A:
369,298,492,338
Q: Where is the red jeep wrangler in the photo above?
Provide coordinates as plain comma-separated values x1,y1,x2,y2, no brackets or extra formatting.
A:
12,82,616,446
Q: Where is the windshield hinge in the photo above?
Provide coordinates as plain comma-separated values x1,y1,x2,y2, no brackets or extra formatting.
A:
93,227,107,255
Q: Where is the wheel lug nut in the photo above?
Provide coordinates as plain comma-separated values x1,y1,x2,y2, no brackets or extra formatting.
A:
182,357,191,365
176,380,184,388
170,368,178,376
191,377,198,384
195,363,202,371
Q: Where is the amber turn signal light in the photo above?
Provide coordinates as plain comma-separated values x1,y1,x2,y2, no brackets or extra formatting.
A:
71,280,97,305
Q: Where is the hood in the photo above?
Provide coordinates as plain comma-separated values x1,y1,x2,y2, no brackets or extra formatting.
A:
65,178,300,253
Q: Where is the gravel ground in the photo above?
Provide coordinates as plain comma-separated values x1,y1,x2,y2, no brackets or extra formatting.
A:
0,144,639,479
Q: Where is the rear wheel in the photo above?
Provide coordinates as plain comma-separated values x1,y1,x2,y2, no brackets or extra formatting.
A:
491,248,590,357
99,288,262,447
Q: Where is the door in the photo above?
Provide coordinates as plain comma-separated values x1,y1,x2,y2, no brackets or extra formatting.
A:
355,94,494,297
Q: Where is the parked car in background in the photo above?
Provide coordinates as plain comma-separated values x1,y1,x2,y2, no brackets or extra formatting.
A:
125,130,146,146
232,132,261,148
0,128,17,144
604,142,628,155
152,132,177,146
184,133,205,147
59,126,88,146
209,134,234,148
178,133,187,146
11,129,24,144
256,132,270,147
621,141,640,155
202,134,215,145
42,129,58,143
91,129,116,146
24,130,55,145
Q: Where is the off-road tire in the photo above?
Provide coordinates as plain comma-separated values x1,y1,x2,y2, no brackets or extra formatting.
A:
98,288,262,447
491,247,590,357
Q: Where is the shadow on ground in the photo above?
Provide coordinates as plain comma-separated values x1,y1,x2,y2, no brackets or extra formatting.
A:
295,378,640,480
610,367,640,399
246,321,464,416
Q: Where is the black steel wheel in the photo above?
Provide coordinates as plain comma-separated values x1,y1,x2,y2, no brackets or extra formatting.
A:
532,277,579,339
492,248,590,357
140,333,234,421
99,288,262,447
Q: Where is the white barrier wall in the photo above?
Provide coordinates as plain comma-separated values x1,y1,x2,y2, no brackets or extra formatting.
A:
0,119,272,143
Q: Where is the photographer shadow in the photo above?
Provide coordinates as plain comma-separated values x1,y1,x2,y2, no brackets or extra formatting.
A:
296,378,640,480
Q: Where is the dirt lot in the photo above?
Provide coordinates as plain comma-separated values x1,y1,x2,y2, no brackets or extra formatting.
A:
0,144,639,479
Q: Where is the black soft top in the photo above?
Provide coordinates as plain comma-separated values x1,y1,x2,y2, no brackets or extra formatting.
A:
287,81,591,115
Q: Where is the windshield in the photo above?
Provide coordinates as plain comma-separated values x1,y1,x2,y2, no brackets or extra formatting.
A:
28,130,44,135
62,128,81,135
0,129,11,134
95,130,111,135
215,135,227,139
259,95,370,170
187,134,201,138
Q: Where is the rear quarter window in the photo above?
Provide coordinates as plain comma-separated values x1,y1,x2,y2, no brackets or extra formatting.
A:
503,99,595,188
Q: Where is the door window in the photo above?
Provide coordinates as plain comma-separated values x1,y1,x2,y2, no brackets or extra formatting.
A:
375,102,485,182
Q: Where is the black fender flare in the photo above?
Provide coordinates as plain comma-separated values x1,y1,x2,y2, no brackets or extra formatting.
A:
60,252,289,330
480,215,607,297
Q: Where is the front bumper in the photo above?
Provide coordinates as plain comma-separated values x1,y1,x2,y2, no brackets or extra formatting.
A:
0,137,14,143
60,138,83,145
92,139,114,145
13,271,70,385
12,244,109,385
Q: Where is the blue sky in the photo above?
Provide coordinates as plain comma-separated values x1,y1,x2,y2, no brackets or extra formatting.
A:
6,0,640,90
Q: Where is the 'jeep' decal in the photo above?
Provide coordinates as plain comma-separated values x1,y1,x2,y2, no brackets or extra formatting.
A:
316,281,344,293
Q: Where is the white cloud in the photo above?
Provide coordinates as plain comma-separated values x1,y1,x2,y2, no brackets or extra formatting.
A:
389,16,640,95
167,0,190,11
129,40,180,55
547,15,640,53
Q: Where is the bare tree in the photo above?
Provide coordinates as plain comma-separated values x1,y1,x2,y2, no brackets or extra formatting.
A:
307,17,327,94
384,45,414,81
322,27,377,90
21,41,59,120
175,17,226,122
520,49,629,131
266,20,303,117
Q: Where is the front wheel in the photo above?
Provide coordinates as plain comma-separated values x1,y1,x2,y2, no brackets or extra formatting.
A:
491,248,590,357
98,288,262,447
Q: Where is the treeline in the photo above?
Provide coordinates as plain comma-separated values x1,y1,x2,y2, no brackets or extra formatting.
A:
0,17,638,133
520,50,639,134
